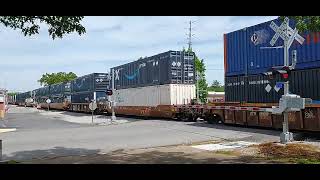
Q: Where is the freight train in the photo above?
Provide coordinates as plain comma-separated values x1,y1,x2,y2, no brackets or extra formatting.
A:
9,18,320,132
106,50,196,118
175,18,320,132
15,73,110,113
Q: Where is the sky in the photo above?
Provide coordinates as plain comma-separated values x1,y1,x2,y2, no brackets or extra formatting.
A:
0,16,277,92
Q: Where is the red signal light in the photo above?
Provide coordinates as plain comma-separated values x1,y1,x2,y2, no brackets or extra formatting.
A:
282,73,289,79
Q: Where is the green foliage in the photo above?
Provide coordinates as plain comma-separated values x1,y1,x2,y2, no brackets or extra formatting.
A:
211,80,221,87
207,80,224,92
0,16,86,39
7,92,18,96
194,55,208,103
207,86,224,92
38,72,77,86
280,16,320,32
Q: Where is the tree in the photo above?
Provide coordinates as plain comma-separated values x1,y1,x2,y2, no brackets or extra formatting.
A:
280,16,320,32
38,72,77,86
207,80,224,92
211,80,221,88
0,16,86,39
194,54,208,103
7,92,18,96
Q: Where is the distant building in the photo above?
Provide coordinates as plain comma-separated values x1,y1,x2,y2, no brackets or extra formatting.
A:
207,91,225,103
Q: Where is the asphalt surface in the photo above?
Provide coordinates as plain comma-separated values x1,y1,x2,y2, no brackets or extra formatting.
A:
0,106,280,161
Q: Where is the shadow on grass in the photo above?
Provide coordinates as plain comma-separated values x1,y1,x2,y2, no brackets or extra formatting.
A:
22,148,285,164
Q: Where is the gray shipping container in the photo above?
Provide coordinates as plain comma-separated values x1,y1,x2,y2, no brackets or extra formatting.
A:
110,50,195,90
225,68,320,103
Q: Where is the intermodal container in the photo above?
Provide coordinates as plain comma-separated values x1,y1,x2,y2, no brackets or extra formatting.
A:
110,50,195,90
225,68,320,103
71,73,110,93
113,84,196,107
224,18,320,76
70,73,109,103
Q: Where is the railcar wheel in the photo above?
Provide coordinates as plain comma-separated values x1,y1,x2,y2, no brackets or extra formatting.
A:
206,114,221,124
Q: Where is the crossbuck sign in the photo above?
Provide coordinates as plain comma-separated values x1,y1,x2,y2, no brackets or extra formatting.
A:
269,17,305,47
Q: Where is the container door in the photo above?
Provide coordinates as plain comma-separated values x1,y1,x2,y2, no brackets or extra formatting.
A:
169,51,183,84
183,52,195,84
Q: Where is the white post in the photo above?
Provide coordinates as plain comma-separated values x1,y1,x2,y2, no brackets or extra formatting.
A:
92,110,94,124
111,69,116,121
280,22,293,144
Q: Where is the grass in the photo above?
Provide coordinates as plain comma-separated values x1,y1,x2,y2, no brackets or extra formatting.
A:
256,142,320,164
190,140,222,146
214,150,237,156
2,160,20,164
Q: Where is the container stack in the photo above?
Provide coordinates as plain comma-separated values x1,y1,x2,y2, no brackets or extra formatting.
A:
110,50,196,106
224,18,320,103
70,73,110,103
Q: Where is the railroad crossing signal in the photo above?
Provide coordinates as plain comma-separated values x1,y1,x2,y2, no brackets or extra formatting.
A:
268,17,306,144
269,17,305,47
89,102,97,111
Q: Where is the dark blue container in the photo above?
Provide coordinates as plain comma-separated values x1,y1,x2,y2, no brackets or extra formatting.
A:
20,73,109,104
71,92,94,103
70,73,110,103
71,73,110,93
225,18,320,76
48,82,71,103
71,91,107,103
225,68,320,103
110,50,195,90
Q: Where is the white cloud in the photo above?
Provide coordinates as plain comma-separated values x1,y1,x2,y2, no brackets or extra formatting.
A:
0,16,277,91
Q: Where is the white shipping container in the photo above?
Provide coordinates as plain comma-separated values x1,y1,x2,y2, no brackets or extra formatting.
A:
113,84,196,107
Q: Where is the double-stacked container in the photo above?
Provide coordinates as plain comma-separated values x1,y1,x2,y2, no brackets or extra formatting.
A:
109,50,196,118
224,18,320,103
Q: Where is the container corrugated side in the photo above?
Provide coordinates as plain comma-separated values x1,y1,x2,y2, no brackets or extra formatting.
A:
112,84,196,107
291,68,320,101
225,68,320,103
225,18,320,76
71,73,94,93
71,73,109,93
111,50,195,90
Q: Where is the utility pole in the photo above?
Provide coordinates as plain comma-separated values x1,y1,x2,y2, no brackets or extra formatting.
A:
186,20,199,103
111,69,116,121
187,20,195,51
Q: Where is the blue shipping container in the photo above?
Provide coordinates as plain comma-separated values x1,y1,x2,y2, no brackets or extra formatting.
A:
225,18,320,76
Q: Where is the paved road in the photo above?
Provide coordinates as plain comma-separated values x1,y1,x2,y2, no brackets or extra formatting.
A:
0,106,280,161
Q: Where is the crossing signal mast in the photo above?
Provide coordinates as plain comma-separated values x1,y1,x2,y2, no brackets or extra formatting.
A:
262,17,311,143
